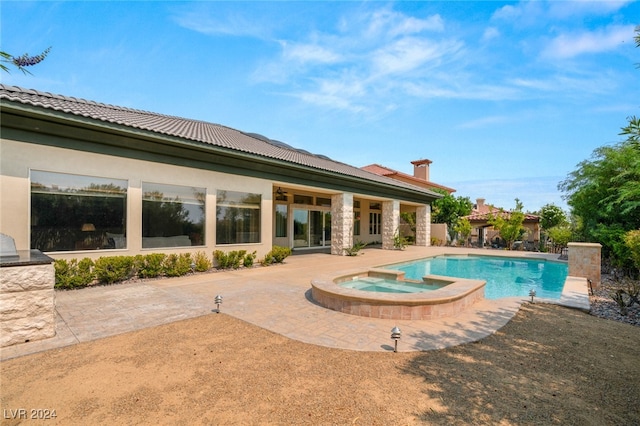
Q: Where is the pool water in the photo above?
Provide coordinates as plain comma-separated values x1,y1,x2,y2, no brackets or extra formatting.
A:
388,255,568,300
340,276,443,293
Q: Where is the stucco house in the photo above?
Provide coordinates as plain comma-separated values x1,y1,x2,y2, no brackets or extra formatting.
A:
464,198,540,249
361,159,455,194
0,85,441,260
361,159,454,244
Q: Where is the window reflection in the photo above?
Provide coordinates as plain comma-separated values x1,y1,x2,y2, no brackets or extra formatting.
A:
216,190,261,244
142,182,205,248
30,170,127,252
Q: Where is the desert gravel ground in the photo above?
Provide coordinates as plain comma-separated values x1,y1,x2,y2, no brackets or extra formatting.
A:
1,302,639,425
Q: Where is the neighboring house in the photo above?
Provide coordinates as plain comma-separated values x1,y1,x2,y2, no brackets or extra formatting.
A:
463,198,540,249
361,159,456,194
0,85,441,259
362,159,454,244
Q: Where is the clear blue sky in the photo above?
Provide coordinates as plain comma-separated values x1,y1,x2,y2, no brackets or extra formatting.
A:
2,1,638,212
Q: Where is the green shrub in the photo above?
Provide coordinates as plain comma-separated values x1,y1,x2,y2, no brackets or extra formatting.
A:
214,250,252,269
231,250,246,269
163,253,192,277
243,251,257,267
54,258,95,289
136,253,167,278
214,250,230,269
430,237,443,247
193,251,212,272
262,246,292,265
94,256,135,284
624,230,640,271
344,241,366,256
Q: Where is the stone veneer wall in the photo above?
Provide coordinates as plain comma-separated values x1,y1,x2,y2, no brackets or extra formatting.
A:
331,193,354,256
0,263,56,347
381,200,400,250
415,205,431,247
568,242,601,290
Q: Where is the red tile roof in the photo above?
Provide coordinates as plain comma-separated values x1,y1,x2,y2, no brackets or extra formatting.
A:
361,163,455,193
464,209,540,222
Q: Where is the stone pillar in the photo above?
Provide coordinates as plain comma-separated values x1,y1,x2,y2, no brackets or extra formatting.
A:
568,242,601,289
415,204,431,247
1,252,56,347
331,193,353,256
382,200,400,250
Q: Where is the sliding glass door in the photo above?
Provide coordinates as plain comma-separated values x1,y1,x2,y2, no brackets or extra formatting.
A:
293,208,331,248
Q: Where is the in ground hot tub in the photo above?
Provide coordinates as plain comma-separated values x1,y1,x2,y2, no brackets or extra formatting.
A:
311,268,485,320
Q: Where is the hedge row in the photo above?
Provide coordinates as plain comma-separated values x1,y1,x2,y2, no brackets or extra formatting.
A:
54,246,292,290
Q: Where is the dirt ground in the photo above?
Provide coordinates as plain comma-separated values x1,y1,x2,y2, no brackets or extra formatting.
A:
1,303,639,425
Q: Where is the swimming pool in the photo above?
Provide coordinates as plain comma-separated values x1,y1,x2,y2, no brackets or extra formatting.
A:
387,255,568,300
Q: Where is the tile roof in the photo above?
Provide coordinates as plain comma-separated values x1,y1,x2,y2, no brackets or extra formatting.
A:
0,85,440,199
464,209,540,222
361,163,456,193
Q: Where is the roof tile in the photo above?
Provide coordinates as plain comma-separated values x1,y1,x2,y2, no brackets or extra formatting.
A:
1,85,440,198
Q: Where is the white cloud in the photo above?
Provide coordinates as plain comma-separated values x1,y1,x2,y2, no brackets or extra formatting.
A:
403,80,521,102
542,25,635,58
365,8,444,39
280,41,342,64
249,6,462,113
510,73,617,95
371,37,460,76
293,75,368,112
492,0,633,23
173,9,271,39
491,1,545,25
548,0,634,18
482,27,500,42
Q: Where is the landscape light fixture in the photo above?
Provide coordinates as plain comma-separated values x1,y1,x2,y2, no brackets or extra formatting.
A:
529,289,536,303
391,326,402,353
214,294,223,313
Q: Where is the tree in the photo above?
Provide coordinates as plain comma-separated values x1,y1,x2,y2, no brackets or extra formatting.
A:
558,140,640,266
547,224,572,253
487,199,526,250
1,47,51,74
538,203,567,231
453,217,472,247
431,189,473,242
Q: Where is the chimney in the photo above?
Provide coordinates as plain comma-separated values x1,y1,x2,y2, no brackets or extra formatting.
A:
476,198,486,210
411,159,432,182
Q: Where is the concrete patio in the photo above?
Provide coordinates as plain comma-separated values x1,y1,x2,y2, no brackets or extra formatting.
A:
1,246,589,360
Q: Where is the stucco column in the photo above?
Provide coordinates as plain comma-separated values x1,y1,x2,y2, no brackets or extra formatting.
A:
382,200,400,250
331,193,353,256
415,204,431,247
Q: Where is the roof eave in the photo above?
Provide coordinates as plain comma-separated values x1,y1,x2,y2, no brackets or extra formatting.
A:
1,101,441,204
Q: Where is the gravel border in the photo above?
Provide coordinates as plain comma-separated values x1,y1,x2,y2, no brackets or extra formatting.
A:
589,274,640,327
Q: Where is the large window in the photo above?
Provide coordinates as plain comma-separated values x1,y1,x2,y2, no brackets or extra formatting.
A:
275,204,287,238
216,191,261,244
142,182,205,248
30,171,127,252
